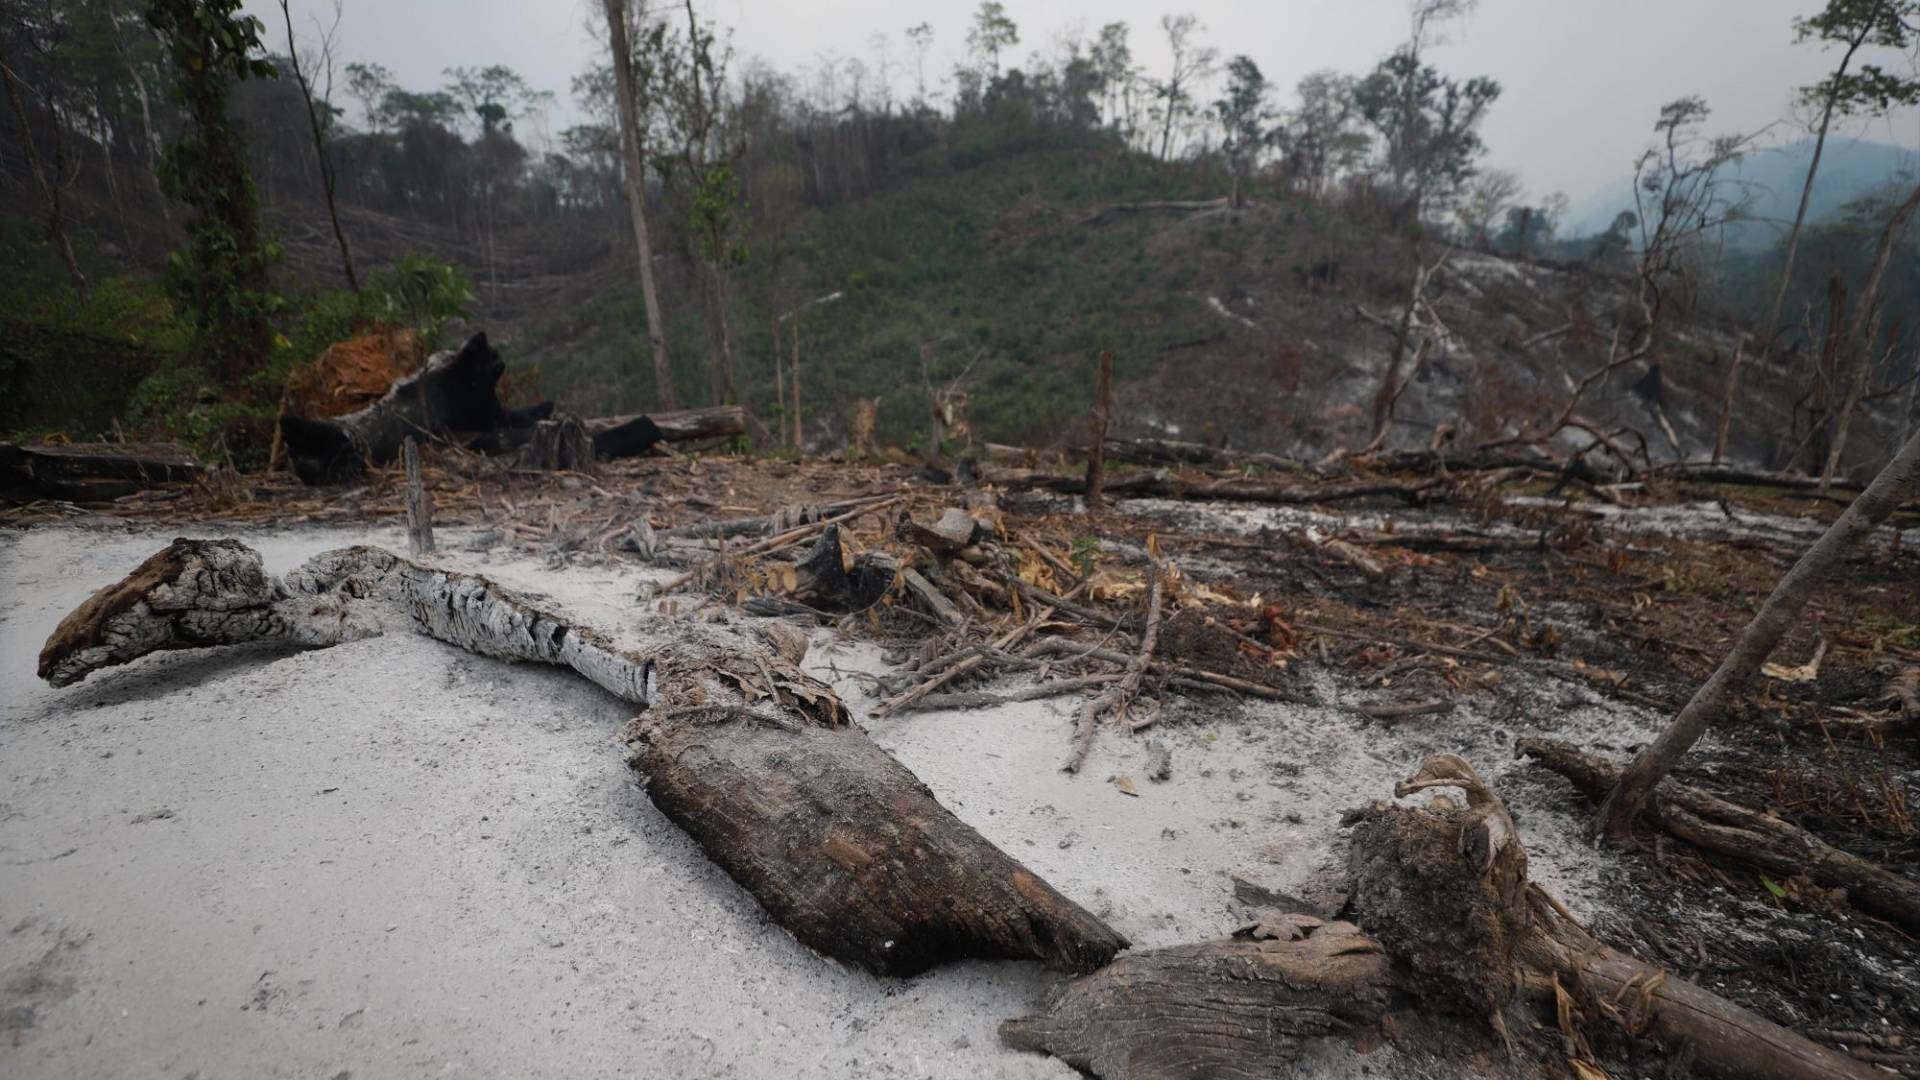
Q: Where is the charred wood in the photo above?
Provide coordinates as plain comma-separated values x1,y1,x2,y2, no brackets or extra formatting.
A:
0,441,203,502
38,539,1126,977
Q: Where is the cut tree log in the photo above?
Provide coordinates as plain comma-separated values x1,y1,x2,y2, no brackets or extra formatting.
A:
632,706,1126,976
1000,916,1395,1079
0,441,204,502
37,539,1125,977
1006,753,1877,1080
518,413,594,472
1521,739,1920,931
279,332,510,486
897,507,982,555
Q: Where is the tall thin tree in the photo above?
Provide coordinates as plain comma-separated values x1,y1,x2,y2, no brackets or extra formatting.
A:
277,0,356,291
603,0,676,409
1763,0,1920,347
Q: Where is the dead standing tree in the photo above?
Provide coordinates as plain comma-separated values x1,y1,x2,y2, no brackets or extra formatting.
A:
1624,97,1754,458
276,0,356,291
603,0,676,410
1084,351,1114,509
1490,99,1750,469
1365,247,1450,452
1817,179,1920,490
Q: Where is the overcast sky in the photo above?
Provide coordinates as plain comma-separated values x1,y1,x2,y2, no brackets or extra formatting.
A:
249,0,1919,205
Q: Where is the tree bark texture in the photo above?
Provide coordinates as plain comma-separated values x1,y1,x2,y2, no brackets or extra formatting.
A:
1006,754,1871,1080
1000,917,1393,1079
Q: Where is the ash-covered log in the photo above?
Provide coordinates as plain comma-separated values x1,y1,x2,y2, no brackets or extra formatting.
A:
38,539,1126,978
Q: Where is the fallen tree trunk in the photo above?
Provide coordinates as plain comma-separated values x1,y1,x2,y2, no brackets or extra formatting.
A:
38,539,1125,977
632,707,1125,975
1005,753,1875,1080
587,404,746,457
1521,739,1920,931
280,332,511,485
982,467,1447,506
0,440,204,502
1595,427,1920,838
1100,436,1296,472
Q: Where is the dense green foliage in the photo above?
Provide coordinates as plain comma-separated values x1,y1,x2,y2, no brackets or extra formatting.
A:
533,137,1231,446
146,0,280,385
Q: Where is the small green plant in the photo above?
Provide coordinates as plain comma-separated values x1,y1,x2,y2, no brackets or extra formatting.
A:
1069,534,1102,579
365,254,475,348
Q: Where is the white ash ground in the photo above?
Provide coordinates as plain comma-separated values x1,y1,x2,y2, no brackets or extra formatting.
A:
2,521,1653,1079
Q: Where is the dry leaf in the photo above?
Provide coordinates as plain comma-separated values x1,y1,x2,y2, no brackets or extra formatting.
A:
1112,776,1139,797
1762,638,1827,683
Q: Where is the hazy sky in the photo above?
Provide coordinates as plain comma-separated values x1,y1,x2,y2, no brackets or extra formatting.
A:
249,0,1919,205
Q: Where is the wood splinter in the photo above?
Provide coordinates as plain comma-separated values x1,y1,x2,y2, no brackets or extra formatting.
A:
38,539,1127,978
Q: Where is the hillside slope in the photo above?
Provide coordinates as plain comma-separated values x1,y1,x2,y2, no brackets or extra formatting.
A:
517,143,1892,475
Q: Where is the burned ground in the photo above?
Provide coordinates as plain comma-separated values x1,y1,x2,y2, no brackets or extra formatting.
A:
3,445,1917,1077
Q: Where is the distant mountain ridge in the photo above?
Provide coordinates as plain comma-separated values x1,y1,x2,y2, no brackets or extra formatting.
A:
1562,137,1917,248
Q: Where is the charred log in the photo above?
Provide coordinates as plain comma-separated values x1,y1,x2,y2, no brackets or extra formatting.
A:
280,332,509,485
587,405,746,460
590,414,664,461
38,539,1125,979
1,441,204,502
1006,753,1875,1080
631,706,1127,976
983,467,1446,506
1520,739,1920,931
1000,916,1394,1078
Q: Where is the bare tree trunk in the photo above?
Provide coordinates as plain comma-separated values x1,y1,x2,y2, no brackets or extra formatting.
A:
1369,253,1444,448
1904,338,1920,452
1821,337,1874,491
277,0,357,291
772,313,787,451
603,0,676,410
1761,27,1870,347
1712,336,1746,465
1820,181,1920,491
1597,426,1920,839
402,436,433,556
1085,351,1113,509
1803,277,1850,471
790,318,802,452
713,266,737,403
